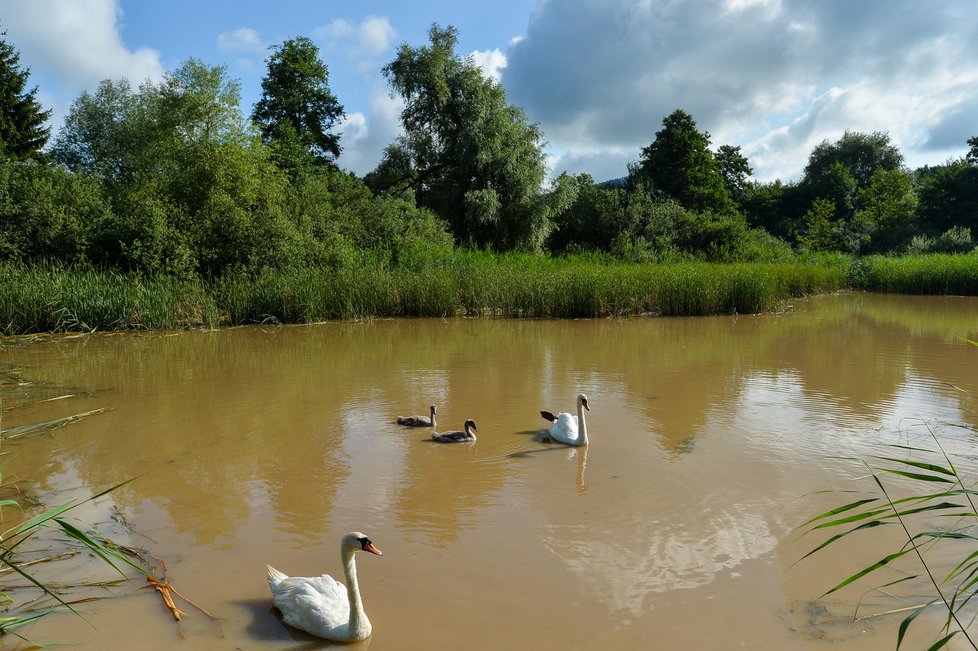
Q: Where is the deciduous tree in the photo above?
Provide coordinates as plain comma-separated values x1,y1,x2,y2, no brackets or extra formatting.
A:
379,24,551,250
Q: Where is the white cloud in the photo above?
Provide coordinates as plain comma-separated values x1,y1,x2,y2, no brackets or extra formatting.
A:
314,16,396,71
470,48,507,83
504,0,978,182
1,0,164,133
336,90,404,176
2,0,163,89
217,28,265,53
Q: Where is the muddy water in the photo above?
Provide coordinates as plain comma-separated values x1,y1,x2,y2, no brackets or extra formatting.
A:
2,293,978,650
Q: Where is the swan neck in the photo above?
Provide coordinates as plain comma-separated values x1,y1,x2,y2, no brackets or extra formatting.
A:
577,400,588,445
342,548,370,638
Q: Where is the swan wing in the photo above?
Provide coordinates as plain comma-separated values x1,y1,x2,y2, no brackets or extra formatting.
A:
270,573,349,637
548,412,580,445
397,415,431,426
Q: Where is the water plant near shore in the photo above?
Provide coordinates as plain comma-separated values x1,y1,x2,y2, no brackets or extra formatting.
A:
801,339,978,649
0,254,847,334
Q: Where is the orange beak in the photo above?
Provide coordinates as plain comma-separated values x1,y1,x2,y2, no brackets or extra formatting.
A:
363,542,383,556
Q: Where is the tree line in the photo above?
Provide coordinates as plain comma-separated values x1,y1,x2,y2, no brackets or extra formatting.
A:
0,23,976,278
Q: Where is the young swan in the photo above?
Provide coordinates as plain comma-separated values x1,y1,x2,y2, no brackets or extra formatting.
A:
431,419,478,443
397,404,437,427
267,532,383,641
540,393,590,446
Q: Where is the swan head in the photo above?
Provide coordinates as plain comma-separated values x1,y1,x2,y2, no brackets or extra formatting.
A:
343,531,383,556
430,405,437,415
464,419,478,432
577,394,590,411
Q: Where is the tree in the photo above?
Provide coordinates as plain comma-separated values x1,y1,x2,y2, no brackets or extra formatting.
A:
859,168,917,252
715,144,752,206
797,198,836,252
0,30,50,160
804,130,903,189
53,59,301,276
379,24,551,251
252,37,344,171
631,109,735,215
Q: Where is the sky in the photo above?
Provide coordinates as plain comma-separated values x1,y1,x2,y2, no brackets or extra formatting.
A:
1,0,976,183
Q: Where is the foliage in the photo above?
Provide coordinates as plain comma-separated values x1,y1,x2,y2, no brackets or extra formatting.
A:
0,157,109,263
379,24,552,251
917,159,978,236
860,168,919,252
252,37,344,174
804,130,904,190
631,109,736,215
715,144,753,207
0,30,50,161
852,253,978,295
801,416,978,650
797,197,837,252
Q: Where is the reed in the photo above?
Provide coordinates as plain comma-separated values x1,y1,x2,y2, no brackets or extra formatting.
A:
853,254,978,295
1,256,846,334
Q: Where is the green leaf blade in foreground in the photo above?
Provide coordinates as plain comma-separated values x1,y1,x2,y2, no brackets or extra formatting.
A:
800,497,879,527
926,631,959,650
896,601,936,651
821,550,910,598
797,520,889,564
872,456,957,477
873,467,954,483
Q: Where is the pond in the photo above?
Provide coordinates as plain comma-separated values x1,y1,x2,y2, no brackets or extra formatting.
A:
2,292,978,650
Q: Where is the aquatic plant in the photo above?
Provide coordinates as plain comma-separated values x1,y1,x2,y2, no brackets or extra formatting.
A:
801,339,978,649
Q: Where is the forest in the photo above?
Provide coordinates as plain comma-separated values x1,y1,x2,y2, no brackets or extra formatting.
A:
0,24,976,320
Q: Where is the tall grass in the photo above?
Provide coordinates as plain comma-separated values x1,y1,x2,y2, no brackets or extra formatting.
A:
853,254,978,295
1,255,847,334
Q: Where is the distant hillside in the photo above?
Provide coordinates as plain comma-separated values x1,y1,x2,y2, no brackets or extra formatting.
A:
597,176,628,188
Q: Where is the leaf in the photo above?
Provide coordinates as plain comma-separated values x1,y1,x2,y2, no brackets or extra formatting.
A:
896,601,934,650
871,456,956,477
796,521,889,564
821,550,910,597
873,467,953,483
800,498,879,527
926,631,959,650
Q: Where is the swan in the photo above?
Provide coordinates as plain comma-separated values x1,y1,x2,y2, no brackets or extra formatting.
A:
431,419,478,443
397,404,436,427
540,394,590,446
267,531,383,641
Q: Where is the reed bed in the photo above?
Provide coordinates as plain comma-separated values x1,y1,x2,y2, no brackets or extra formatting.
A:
1,256,847,334
853,253,978,295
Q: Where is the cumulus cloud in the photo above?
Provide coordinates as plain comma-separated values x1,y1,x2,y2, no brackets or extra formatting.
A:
470,48,507,83
217,27,265,53
336,90,404,176
314,16,396,72
503,0,978,181
2,0,163,89
1,0,164,133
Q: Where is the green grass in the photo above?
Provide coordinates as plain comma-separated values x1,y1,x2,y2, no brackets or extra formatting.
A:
853,253,978,295
0,253,849,334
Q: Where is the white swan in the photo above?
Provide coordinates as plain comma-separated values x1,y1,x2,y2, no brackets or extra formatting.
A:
540,394,590,446
431,419,478,443
267,531,383,641
397,404,436,427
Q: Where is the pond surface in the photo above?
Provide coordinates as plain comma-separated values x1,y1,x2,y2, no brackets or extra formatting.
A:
3,293,978,650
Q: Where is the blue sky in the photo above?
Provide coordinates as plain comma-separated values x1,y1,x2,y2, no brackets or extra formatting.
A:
3,0,977,183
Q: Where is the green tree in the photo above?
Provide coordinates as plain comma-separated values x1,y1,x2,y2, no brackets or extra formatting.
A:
859,168,917,252
53,59,302,276
804,130,903,189
916,159,978,235
715,144,752,206
252,37,344,172
631,109,736,215
797,197,836,252
379,24,551,250
0,30,50,160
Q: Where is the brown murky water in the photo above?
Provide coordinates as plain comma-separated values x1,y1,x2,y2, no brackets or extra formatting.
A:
2,293,978,650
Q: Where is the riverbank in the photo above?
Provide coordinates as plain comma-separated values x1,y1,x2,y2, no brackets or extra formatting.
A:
1,251,976,335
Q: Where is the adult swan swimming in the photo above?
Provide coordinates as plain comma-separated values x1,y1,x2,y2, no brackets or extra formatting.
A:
540,393,590,446
267,532,383,641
